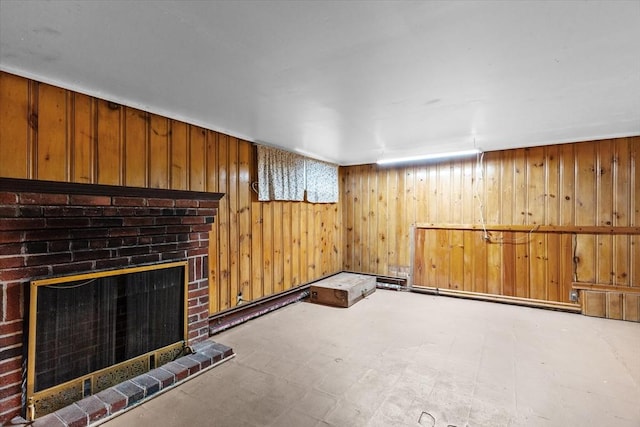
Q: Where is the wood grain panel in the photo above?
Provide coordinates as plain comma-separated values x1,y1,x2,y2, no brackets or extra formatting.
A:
2,71,635,320
583,291,607,317
299,201,309,285
189,126,206,192
96,100,122,185
282,202,292,290
227,137,240,304
170,121,188,190
71,93,94,183
149,114,169,189
37,84,68,181
262,201,274,297
216,134,231,309
0,71,341,318
238,140,252,296
624,294,640,321
0,72,31,178
341,134,638,317
123,107,148,187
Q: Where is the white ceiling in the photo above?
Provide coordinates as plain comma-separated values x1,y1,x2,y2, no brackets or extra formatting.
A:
1,1,639,165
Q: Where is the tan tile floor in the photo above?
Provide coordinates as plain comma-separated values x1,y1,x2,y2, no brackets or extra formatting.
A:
101,290,640,427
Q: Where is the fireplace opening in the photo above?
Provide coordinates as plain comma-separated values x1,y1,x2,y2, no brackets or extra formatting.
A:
27,261,188,418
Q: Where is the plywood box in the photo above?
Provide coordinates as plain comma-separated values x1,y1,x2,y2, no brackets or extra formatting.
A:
309,273,376,308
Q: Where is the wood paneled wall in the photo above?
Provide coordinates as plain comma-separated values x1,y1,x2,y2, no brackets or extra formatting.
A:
0,71,341,314
341,138,640,312
2,71,638,319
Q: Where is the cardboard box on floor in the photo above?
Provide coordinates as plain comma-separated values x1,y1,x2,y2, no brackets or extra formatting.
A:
309,273,376,308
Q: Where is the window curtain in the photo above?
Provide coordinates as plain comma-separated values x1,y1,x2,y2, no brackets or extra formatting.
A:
257,145,305,201
305,158,339,203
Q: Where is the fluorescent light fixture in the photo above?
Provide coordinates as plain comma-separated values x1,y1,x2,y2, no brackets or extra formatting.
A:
376,148,481,165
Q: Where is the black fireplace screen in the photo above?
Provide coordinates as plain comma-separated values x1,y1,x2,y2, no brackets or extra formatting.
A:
29,262,187,393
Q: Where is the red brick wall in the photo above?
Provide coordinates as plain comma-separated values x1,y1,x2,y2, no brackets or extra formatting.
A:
0,188,218,423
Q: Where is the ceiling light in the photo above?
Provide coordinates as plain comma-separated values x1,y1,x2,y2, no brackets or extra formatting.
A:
376,148,481,165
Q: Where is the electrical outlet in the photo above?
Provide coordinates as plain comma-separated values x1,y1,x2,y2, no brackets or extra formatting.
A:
569,289,579,302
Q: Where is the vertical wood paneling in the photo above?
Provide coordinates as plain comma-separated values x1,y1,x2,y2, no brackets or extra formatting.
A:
0,72,30,178
170,121,188,190
262,202,274,296
359,165,370,272
206,130,219,313
450,230,464,290
596,141,614,284
527,146,546,224
613,139,630,286
377,170,389,276
37,84,68,181
307,200,317,279
299,201,309,283
387,168,399,274
189,126,206,191
560,233,574,302
485,154,500,224
631,140,640,288
282,202,292,289
1,71,636,318
273,202,284,292
415,165,428,222
123,107,148,187
340,135,638,311
502,235,516,296
353,166,364,271
547,233,561,301
217,135,231,309
463,231,475,291
500,150,517,226
70,93,95,183
251,200,263,300
96,100,122,185
513,149,527,225
149,114,169,188
399,167,413,271
462,160,474,224
291,202,301,287
238,141,252,297
575,142,597,282
485,154,502,294
227,137,240,305
0,71,341,318
559,143,575,225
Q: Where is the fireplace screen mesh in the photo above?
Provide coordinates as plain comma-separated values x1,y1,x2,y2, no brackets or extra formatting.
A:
29,262,187,394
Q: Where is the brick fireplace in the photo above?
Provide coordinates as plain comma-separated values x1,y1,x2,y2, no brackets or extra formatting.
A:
0,177,223,423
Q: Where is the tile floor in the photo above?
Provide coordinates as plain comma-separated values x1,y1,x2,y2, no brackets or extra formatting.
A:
101,290,640,427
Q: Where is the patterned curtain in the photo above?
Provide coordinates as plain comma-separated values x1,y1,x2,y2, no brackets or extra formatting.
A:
305,158,339,203
257,145,305,201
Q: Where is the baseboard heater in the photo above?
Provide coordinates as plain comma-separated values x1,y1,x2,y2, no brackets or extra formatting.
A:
209,282,322,336
209,272,412,335
410,285,581,313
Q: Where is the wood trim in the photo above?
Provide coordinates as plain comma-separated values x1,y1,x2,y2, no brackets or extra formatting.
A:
0,177,224,201
572,282,640,294
413,223,640,235
410,285,582,312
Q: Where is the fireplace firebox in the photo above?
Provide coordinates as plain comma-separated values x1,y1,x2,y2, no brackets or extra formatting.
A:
28,261,188,417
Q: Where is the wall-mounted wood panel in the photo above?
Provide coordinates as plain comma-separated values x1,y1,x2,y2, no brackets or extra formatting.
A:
0,71,341,315
0,73,31,178
2,71,636,321
341,137,640,317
